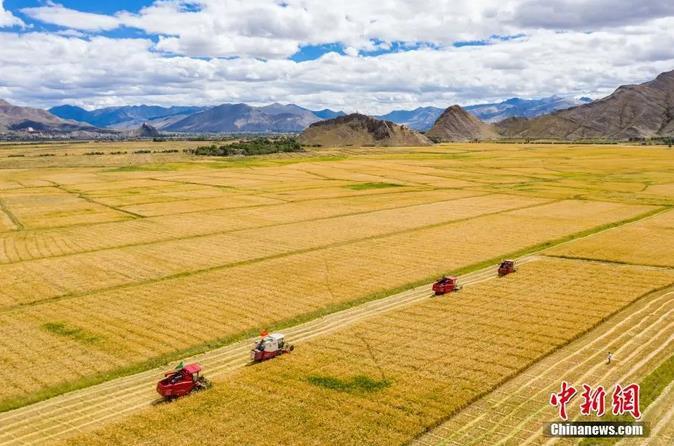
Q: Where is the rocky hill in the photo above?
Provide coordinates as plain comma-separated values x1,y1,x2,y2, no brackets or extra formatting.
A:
0,99,88,132
299,113,431,147
128,123,160,138
426,105,499,141
497,70,674,139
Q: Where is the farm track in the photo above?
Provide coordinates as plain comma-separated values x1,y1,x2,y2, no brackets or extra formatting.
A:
0,256,538,446
409,288,674,446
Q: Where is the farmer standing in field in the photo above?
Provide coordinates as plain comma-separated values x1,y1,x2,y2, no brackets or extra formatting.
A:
607,352,613,365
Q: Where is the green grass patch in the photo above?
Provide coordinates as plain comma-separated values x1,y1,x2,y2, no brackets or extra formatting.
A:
579,353,674,445
346,182,403,191
308,375,391,393
41,322,101,345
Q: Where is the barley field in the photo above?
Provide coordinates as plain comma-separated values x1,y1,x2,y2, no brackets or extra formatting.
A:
61,258,674,446
1,141,673,445
547,208,674,267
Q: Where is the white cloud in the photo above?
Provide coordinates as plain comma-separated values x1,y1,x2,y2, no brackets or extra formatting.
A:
0,0,23,28
3,1,674,113
22,1,120,31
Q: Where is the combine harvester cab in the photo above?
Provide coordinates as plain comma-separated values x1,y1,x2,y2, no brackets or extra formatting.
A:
432,276,462,295
156,363,211,399
498,259,517,277
251,332,294,362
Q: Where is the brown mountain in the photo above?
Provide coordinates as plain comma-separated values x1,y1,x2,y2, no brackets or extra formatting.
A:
426,105,499,141
299,113,431,147
497,70,674,140
0,99,94,133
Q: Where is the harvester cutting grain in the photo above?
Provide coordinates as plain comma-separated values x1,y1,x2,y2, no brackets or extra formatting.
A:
432,276,462,295
251,332,294,362
498,259,517,276
156,363,211,399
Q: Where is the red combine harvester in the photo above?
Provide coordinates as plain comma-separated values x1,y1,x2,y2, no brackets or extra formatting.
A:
432,276,462,295
498,259,517,277
251,332,294,362
156,363,211,399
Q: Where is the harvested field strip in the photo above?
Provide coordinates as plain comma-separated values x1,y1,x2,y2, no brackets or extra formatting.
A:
0,189,479,263
547,207,674,267
56,259,674,446
0,201,658,412
576,353,674,446
0,194,545,309
411,290,674,446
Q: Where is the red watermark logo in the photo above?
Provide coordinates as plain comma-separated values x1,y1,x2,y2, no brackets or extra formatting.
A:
550,383,641,420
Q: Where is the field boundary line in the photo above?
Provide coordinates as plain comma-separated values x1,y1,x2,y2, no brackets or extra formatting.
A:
0,197,23,230
0,191,492,266
542,253,674,271
2,185,473,235
53,184,145,219
2,198,556,313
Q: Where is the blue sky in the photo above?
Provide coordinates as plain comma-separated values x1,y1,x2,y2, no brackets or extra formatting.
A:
6,0,153,15
4,1,480,62
0,1,673,112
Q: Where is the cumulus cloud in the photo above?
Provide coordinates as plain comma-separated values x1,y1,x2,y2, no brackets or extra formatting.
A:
22,1,120,31
512,0,674,30
0,0,23,28
2,0,674,112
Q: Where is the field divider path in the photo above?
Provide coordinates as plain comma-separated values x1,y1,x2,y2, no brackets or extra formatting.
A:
0,256,539,446
0,191,491,266
0,197,23,230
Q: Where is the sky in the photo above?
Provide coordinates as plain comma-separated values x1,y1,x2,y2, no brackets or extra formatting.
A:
0,1,673,113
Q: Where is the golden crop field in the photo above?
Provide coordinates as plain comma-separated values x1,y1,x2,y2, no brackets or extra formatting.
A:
0,198,653,405
1,141,674,445
547,208,674,267
61,258,674,446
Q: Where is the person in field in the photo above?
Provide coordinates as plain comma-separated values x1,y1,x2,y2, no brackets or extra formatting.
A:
607,352,613,365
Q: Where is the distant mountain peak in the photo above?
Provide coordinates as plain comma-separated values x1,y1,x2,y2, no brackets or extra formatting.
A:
427,105,498,141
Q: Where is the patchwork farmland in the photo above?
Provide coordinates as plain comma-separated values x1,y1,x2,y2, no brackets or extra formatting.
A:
0,142,673,445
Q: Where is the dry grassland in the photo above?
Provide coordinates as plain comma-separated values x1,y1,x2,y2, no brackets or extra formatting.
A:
61,258,674,446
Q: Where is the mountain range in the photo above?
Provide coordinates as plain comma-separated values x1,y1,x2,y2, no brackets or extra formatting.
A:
3,69,673,140
495,70,674,140
426,70,674,141
46,96,589,134
50,103,346,133
377,96,592,131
